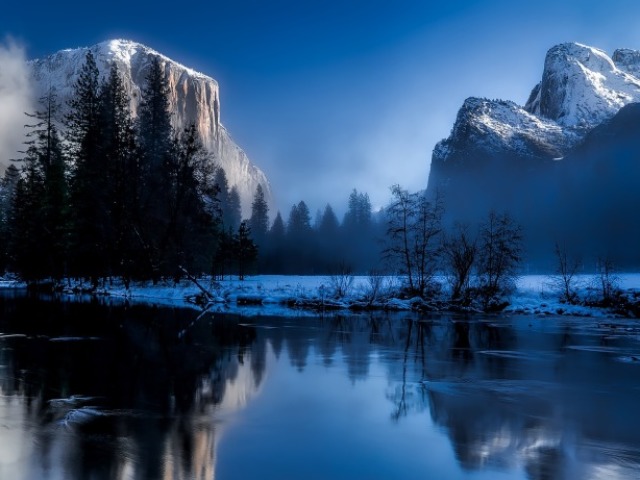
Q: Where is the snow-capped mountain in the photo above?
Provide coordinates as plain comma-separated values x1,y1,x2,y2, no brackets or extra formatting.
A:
432,97,580,165
29,39,272,214
431,43,640,177
428,42,640,266
525,43,640,128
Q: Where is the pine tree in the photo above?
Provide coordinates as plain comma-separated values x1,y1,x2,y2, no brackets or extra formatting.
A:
262,211,286,273
341,189,375,272
343,189,372,233
136,56,175,280
286,201,314,273
212,229,235,280
270,212,286,240
318,204,339,237
66,50,101,153
249,184,269,246
100,62,141,282
138,56,172,172
213,167,232,226
66,50,108,281
316,203,340,271
234,221,258,280
10,89,69,280
0,165,19,271
165,125,215,276
287,201,312,240
227,186,242,232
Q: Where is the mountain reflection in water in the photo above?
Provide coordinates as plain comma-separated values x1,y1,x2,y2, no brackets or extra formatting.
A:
0,293,639,480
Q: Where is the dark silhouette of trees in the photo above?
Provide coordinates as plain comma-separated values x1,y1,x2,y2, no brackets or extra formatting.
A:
249,184,269,247
270,211,286,241
343,189,372,233
285,201,314,273
261,211,286,273
10,89,69,280
287,201,312,240
342,189,377,271
0,164,19,272
99,62,142,282
66,51,105,281
318,204,339,238
135,56,175,280
235,221,258,280
477,211,523,301
227,187,242,232
3,55,231,284
164,125,217,277
442,224,477,302
3,56,551,286
137,57,172,172
384,185,444,296
213,168,241,233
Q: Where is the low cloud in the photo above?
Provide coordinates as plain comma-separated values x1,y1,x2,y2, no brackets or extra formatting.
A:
0,39,33,170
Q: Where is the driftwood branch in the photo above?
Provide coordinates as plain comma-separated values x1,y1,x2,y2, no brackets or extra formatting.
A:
179,265,215,302
177,265,217,338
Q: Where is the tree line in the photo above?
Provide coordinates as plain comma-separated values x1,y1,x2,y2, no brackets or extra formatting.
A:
0,52,257,285
0,51,526,303
248,188,383,275
248,181,525,307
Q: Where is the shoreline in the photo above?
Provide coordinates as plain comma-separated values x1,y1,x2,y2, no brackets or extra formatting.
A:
2,274,640,320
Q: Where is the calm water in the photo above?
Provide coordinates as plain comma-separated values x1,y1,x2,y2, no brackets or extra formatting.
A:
0,293,640,479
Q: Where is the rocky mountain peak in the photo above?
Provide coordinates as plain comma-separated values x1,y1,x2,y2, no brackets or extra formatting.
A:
524,42,640,128
29,39,271,215
433,42,640,176
612,48,640,77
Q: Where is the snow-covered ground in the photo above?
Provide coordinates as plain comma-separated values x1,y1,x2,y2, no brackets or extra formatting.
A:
2,273,640,319
507,274,640,318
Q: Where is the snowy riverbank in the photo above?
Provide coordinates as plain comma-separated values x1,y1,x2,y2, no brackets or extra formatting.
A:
2,274,640,319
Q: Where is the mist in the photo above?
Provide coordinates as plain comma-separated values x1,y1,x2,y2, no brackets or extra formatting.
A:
0,39,33,170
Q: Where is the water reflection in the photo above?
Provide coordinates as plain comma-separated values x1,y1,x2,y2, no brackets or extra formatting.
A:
0,294,639,479
0,296,264,480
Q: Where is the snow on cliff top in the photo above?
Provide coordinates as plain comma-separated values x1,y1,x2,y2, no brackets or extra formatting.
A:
525,42,640,129
55,39,213,83
435,43,640,162
31,38,216,94
459,98,574,146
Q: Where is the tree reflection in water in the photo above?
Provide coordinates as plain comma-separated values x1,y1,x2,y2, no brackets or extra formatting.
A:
1,294,639,479
0,296,266,480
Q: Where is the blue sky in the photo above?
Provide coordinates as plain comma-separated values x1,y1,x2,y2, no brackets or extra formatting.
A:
3,0,640,216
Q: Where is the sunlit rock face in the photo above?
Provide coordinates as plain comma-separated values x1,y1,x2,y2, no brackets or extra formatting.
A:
428,43,640,267
29,39,272,214
525,43,640,128
431,42,640,179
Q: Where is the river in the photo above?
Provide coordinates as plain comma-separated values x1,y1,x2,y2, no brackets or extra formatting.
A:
0,292,639,479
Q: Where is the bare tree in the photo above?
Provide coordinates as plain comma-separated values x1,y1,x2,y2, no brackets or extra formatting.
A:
477,211,523,301
595,254,619,305
552,240,581,304
384,185,415,291
411,190,444,296
384,185,444,297
363,269,384,304
329,260,354,298
442,224,477,302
